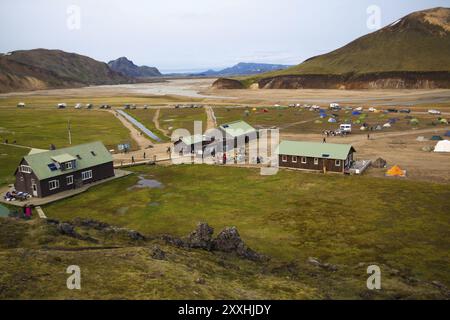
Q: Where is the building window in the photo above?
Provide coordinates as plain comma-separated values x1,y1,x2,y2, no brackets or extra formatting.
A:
49,180,60,190
65,161,73,170
20,165,32,173
82,170,93,181
66,175,74,185
281,155,287,162
301,157,307,164
335,160,341,167
314,158,319,165
292,156,298,163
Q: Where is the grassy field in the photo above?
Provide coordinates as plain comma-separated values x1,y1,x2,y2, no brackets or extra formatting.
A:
159,107,207,135
125,109,169,142
44,164,450,293
0,144,29,186
0,108,136,151
213,106,448,134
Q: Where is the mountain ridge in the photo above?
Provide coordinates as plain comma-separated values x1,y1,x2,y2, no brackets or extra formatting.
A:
108,57,161,78
214,7,450,89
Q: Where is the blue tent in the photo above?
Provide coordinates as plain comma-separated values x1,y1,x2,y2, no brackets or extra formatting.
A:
445,131,450,137
352,111,361,116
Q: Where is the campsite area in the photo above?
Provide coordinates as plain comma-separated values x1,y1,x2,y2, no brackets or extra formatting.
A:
0,85,449,299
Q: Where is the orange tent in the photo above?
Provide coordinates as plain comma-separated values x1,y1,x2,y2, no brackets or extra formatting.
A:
385,165,406,177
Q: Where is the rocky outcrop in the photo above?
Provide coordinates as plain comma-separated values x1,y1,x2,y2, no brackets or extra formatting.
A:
257,72,450,89
108,57,161,78
212,78,245,89
163,222,267,261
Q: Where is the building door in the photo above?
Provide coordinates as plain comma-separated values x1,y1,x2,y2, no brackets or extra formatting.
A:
31,182,38,197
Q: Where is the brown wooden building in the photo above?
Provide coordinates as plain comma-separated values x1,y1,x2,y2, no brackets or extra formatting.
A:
277,140,355,174
14,141,114,198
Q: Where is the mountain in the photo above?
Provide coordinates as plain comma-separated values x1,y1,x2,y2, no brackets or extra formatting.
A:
0,49,131,93
193,62,292,77
214,7,450,89
108,57,161,78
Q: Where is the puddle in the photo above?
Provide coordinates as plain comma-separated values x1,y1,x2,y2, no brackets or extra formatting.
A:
128,175,164,190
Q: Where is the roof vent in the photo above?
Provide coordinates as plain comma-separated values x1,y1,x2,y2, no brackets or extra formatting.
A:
322,154,330,158
76,155,82,160
48,163,58,171
91,151,96,156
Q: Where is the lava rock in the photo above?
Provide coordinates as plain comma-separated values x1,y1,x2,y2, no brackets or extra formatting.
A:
151,245,166,260
187,222,214,250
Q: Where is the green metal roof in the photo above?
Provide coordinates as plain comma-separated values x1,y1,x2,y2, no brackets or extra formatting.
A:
181,134,204,145
276,140,355,160
22,141,113,180
219,120,256,137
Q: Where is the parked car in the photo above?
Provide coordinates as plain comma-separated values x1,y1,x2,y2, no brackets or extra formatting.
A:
339,124,352,133
387,108,398,113
428,109,441,115
368,107,377,112
399,109,411,113
57,103,67,109
74,103,82,109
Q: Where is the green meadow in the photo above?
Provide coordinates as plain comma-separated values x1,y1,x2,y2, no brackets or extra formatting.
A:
0,108,136,151
0,144,29,186
44,164,450,290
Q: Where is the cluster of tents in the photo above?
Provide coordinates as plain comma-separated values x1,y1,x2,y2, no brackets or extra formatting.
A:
416,132,450,152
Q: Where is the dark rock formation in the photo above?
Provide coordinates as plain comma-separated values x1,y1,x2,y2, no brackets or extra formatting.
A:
151,245,166,260
187,222,214,250
108,57,161,78
212,78,245,89
163,222,267,261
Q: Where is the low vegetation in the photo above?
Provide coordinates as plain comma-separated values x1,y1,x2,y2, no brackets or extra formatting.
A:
0,144,29,186
40,164,450,299
0,108,137,151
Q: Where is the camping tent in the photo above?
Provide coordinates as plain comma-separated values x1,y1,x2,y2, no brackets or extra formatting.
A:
372,158,387,168
352,111,361,116
434,140,450,152
383,123,392,128
410,118,419,125
431,135,443,141
416,136,427,142
445,131,450,137
385,165,406,177
328,118,337,123
439,118,448,124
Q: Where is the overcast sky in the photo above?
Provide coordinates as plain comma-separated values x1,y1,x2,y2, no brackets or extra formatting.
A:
0,0,448,72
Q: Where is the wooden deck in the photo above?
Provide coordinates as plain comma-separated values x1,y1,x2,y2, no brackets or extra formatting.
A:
0,169,132,207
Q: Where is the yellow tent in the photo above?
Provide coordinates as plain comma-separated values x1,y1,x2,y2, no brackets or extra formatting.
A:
385,165,406,177
252,108,257,111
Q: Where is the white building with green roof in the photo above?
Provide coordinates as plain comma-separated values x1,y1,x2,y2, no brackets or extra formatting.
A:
14,141,115,198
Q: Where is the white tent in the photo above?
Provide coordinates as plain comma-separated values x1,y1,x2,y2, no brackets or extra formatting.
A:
434,140,450,153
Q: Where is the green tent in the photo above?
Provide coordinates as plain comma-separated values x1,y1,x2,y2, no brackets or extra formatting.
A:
410,118,419,125
431,135,443,141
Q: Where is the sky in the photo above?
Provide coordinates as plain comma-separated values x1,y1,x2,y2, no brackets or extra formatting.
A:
0,0,449,73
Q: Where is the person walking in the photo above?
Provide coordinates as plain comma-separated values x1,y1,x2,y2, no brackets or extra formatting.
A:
143,152,146,159
323,137,326,143
131,156,135,164
367,133,370,140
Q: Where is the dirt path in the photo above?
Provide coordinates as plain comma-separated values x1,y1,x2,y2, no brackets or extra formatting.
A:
153,108,170,137
205,105,217,130
106,109,171,164
107,109,153,150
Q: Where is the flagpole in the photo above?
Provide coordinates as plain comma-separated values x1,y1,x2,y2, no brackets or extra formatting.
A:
68,119,72,145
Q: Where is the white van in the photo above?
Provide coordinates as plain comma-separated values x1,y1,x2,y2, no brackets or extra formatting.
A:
339,124,352,133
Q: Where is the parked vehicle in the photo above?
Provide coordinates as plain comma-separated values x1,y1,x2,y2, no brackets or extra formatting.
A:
387,108,398,113
428,109,441,115
74,103,82,109
57,103,67,109
339,124,352,133
399,108,411,113
368,107,377,112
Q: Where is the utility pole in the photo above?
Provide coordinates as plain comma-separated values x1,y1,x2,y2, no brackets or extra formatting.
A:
68,119,72,145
